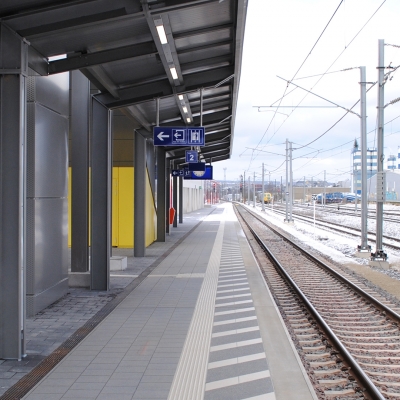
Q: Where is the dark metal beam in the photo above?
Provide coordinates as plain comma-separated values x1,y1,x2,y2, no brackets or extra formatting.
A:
93,66,234,109
18,9,127,37
28,46,48,76
49,42,158,74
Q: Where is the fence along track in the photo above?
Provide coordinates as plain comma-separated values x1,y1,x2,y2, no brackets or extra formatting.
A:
234,203,400,400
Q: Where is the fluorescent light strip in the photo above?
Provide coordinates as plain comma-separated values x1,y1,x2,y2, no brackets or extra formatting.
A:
156,25,168,44
170,67,178,80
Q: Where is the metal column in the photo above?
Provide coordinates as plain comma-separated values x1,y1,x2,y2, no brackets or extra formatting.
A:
179,176,183,223
71,70,90,272
372,39,387,262
285,140,289,220
166,161,171,234
91,98,111,290
134,130,146,257
173,175,178,227
156,147,166,241
261,163,265,212
289,141,293,220
0,25,28,359
359,66,370,253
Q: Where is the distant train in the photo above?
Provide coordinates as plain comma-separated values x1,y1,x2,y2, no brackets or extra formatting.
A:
257,192,272,204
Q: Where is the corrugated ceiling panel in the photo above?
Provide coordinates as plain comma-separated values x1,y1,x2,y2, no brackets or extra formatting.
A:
168,1,232,34
103,56,165,87
178,44,231,65
175,28,231,51
27,16,151,57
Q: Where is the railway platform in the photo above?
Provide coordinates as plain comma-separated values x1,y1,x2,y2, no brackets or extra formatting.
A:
6,203,317,400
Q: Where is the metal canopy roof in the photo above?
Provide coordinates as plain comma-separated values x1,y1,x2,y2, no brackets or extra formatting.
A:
0,0,247,167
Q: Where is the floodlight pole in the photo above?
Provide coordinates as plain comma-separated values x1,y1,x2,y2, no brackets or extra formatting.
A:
358,66,370,254
371,39,387,264
261,163,265,212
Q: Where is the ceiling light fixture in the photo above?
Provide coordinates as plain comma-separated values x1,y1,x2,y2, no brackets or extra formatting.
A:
186,117,191,123
178,94,184,100
170,67,178,80
156,24,168,45
182,106,188,113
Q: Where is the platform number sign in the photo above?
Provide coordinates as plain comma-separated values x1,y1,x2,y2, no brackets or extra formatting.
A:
312,194,317,202
185,150,198,163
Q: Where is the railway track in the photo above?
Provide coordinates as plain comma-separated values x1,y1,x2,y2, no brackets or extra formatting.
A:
274,203,400,224
260,204,400,251
234,203,400,400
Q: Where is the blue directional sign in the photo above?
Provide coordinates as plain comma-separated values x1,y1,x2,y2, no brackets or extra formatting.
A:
153,126,205,146
171,169,184,177
184,165,213,180
186,150,198,163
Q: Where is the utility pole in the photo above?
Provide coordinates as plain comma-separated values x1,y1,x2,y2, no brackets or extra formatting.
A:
243,171,246,204
261,163,265,212
357,66,371,257
248,176,250,206
253,172,256,207
223,167,226,200
289,141,293,221
285,139,289,221
371,39,388,267
323,170,326,208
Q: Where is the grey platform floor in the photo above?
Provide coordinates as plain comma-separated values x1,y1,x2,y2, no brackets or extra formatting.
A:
1,203,317,400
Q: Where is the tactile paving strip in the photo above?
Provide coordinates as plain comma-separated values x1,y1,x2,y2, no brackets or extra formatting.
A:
203,225,276,400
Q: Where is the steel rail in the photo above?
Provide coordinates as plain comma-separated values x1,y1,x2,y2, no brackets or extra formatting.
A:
270,207,400,249
241,204,400,323
235,204,385,400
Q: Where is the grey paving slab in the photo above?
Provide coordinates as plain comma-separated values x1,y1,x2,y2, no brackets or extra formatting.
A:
20,207,220,400
4,204,317,400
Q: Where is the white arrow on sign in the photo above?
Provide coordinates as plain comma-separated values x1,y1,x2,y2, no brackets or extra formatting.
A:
157,132,169,141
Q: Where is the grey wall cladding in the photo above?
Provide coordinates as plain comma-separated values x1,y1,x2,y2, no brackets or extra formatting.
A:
26,73,69,317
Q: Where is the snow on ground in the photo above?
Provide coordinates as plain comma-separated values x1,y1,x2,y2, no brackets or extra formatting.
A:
244,202,400,277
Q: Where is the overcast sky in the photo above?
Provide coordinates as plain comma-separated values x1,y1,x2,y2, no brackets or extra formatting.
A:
213,0,400,184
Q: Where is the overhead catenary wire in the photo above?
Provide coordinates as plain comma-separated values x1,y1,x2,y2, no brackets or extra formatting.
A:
247,0,345,170
250,0,387,168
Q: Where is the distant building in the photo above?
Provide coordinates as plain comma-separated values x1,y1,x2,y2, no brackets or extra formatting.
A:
387,154,397,170
352,139,377,194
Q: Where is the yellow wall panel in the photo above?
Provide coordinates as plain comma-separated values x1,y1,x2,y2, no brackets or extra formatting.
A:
145,170,157,245
117,167,134,248
112,167,119,246
69,166,156,249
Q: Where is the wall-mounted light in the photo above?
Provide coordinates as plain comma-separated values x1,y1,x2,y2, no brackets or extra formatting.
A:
170,67,178,80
